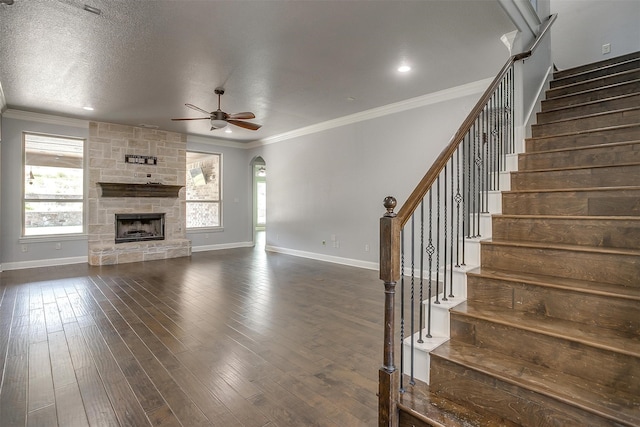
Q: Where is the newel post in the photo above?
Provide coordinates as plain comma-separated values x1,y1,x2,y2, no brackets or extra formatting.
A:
379,196,400,427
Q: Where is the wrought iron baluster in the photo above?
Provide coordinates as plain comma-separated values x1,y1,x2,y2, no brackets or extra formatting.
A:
456,146,464,267
472,121,478,238
435,177,441,305
466,130,472,239
409,215,415,385
418,200,425,344
426,191,434,338
449,157,455,298
399,229,405,392
442,166,448,302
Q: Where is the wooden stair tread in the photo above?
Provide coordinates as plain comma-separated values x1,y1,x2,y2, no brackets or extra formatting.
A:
519,139,640,156
481,237,640,257
533,105,640,127
540,92,640,116
553,52,640,79
504,185,640,194
512,160,640,173
452,302,640,357
542,79,640,109
546,68,640,99
495,214,640,221
431,340,640,426
526,122,640,142
398,382,520,427
467,266,640,301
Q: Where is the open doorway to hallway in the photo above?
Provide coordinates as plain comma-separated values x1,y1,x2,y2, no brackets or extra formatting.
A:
252,156,266,248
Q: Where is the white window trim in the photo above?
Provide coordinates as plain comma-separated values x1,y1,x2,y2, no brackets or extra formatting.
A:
186,150,223,230
22,132,87,238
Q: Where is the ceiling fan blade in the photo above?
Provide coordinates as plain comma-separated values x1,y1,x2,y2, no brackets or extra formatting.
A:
185,103,212,115
171,117,210,121
228,119,262,131
227,112,255,120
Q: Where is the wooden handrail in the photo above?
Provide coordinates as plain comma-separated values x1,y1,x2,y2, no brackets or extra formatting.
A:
396,13,557,227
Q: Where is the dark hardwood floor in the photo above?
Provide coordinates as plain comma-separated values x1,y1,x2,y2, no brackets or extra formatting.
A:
0,238,382,426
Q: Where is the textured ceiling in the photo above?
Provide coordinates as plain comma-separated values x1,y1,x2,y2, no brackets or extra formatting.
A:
0,0,516,143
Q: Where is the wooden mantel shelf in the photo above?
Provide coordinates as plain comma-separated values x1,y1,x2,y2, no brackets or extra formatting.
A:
98,182,183,198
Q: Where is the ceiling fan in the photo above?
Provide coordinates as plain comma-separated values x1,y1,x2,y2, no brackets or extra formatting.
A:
172,87,261,131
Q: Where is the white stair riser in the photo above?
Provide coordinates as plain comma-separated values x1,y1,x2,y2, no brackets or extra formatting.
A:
429,267,469,299
500,171,511,190
425,296,466,336
463,238,481,266
506,153,519,171
403,343,432,384
402,334,450,384
488,191,502,213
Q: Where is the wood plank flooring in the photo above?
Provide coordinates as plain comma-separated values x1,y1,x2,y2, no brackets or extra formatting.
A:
0,241,382,426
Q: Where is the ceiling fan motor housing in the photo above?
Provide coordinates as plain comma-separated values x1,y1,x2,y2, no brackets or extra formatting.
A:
210,110,228,129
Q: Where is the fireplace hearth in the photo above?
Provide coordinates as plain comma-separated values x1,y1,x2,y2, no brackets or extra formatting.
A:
115,213,165,243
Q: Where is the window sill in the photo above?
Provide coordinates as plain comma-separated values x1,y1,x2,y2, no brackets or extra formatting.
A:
186,227,224,234
19,234,89,244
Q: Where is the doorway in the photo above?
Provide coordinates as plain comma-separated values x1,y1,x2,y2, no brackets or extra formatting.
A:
252,156,266,247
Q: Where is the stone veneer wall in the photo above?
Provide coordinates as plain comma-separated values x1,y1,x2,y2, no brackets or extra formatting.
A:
88,122,191,265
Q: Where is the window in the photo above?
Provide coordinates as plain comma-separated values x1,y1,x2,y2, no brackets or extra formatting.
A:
23,133,85,236
186,151,221,228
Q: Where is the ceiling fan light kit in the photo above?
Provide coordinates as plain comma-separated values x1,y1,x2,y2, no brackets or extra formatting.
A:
171,87,261,132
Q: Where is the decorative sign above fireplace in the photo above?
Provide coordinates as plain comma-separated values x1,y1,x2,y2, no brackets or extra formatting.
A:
115,213,165,244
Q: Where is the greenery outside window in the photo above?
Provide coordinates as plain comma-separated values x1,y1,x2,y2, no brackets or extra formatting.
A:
23,133,85,236
186,151,221,229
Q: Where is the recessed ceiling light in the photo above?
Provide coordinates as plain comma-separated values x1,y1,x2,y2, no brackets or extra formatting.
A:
398,64,411,73
347,96,356,101
82,106,94,111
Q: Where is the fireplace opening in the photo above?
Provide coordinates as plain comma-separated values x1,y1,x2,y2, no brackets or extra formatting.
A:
115,213,165,243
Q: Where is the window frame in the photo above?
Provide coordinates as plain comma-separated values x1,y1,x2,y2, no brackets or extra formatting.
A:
22,132,87,239
185,150,223,231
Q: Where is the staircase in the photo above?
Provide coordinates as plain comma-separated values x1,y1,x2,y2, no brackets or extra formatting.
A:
399,53,640,426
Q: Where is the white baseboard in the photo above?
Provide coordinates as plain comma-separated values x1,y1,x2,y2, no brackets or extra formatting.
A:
0,243,256,270
1,256,88,271
265,245,378,271
191,241,254,252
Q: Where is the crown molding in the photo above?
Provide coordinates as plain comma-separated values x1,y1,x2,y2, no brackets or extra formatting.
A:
246,77,493,149
4,77,492,149
3,109,90,128
187,134,248,149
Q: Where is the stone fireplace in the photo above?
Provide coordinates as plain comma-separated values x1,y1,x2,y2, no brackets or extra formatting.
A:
115,213,165,244
88,122,191,265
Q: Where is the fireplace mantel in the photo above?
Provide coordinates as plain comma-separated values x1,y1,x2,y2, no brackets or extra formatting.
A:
98,182,183,198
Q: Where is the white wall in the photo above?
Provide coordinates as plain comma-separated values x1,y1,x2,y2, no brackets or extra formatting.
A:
248,85,487,268
551,0,640,69
0,113,252,270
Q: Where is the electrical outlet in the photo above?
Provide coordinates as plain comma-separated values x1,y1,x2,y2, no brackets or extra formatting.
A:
365,244,370,252
21,245,28,253
55,243,61,250
602,43,611,54
322,240,326,246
